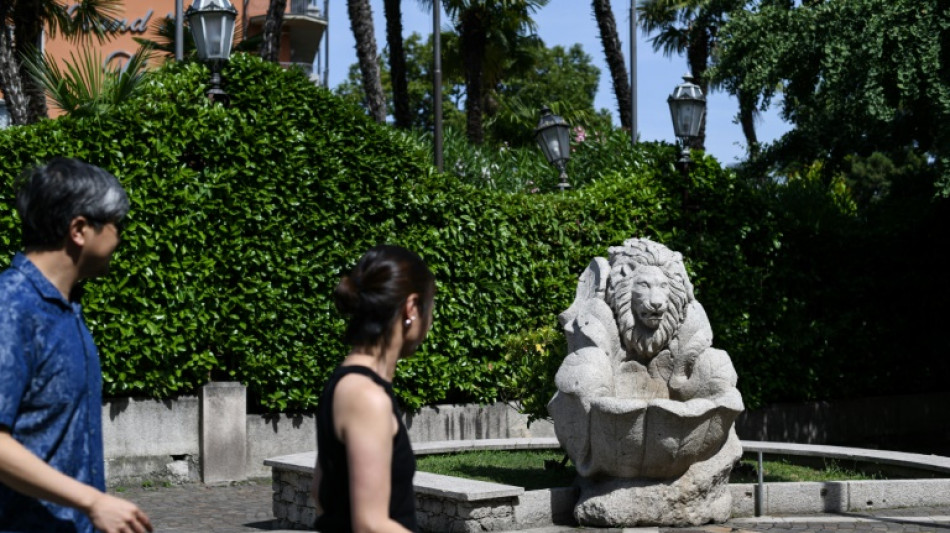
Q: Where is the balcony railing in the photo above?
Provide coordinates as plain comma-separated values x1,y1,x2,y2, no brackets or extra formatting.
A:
289,0,321,17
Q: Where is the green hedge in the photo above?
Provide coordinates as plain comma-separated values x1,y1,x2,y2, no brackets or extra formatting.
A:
2,54,947,414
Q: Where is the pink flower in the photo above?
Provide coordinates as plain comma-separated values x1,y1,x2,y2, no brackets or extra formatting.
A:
573,125,587,143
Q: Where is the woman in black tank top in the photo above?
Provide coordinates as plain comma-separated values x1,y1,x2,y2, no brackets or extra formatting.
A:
312,245,435,533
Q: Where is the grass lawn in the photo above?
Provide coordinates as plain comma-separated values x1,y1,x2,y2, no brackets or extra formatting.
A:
416,450,885,490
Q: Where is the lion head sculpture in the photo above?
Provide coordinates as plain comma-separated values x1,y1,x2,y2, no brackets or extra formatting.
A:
605,239,694,362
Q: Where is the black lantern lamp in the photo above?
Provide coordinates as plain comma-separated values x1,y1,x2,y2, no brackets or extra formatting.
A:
187,0,238,102
667,74,706,169
535,106,572,192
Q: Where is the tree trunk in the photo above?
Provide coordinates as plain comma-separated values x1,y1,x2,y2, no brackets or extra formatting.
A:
259,0,287,63
459,6,487,145
737,87,759,158
12,0,46,123
347,0,386,123
686,28,708,151
384,0,411,129
0,10,30,125
591,0,631,131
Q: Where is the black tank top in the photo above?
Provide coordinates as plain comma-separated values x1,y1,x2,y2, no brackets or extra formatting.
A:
313,365,418,532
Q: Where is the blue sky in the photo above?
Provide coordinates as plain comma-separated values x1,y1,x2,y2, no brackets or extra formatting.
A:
325,0,791,165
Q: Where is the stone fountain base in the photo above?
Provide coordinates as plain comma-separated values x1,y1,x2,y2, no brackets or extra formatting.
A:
574,430,743,527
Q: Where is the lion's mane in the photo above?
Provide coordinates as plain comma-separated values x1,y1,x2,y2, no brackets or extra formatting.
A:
605,239,693,361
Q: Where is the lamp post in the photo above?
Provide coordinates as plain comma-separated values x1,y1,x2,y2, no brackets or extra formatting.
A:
187,0,238,103
535,106,572,192
667,73,706,172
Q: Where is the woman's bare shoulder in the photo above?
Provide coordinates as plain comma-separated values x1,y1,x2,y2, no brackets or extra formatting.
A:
333,370,392,415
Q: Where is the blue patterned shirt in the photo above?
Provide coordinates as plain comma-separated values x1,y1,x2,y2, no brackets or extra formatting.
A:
0,253,105,533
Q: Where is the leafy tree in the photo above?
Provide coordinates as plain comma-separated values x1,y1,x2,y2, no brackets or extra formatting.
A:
0,0,121,125
638,0,749,151
347,0,387,122
423,0,549,144
712,0,950,193
591,0,631,131
336,32,605,146
336,32,467,131
487,43,607,146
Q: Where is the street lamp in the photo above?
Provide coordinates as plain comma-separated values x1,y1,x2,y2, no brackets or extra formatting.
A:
535,106,572,192
667,74,706,170
187,0,238,102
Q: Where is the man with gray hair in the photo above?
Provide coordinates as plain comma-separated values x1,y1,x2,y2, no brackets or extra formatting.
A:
0,158,152,532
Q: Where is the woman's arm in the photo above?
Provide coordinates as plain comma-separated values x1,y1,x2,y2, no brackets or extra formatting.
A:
333,374,412,533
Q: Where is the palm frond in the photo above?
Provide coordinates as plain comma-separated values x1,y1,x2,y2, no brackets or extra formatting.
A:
50,0,125,43
23,42,151,117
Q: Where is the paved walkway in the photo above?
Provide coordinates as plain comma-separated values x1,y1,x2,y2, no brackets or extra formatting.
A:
113,481,950,533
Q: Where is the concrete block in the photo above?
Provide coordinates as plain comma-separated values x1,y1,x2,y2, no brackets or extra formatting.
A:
201,382,247,483
103,397,199,458
765,481,848,514
728,483,756,517
246,413,315,478
515,490,554,528
849,479,950,511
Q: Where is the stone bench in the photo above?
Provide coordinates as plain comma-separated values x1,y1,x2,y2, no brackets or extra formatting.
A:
265,438,950,530
264,439,574,531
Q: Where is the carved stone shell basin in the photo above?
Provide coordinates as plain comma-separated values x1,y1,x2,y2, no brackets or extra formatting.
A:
549,389,744,479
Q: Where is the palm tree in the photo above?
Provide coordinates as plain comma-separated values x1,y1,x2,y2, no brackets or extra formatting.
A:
0,0,121,125
347,0,387,123
591,0,632,131
259,0,287,62
638,0,750,151
433,0,548,145
23,44,152,118
384,0,412,128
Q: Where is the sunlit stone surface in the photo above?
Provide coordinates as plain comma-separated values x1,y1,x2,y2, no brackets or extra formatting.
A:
549,238,744,527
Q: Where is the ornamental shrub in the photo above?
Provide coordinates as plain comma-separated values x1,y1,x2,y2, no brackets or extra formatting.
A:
1,54,947,414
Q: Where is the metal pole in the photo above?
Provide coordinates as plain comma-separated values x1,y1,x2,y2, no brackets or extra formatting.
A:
630,0,637,146
323,0,329,88
433,2,443,172
175,0,184,61
755,450,764,517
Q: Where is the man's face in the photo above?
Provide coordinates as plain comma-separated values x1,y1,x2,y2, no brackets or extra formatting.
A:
79,220,121,279
630,265,670,330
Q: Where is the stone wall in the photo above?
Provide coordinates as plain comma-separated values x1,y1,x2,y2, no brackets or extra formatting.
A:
734,391,950,449
101,391,949,486
271,467,317,530
416,494,517,533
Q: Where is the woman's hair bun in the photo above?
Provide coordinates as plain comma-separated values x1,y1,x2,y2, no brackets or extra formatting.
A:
333,274,362,315
336,244,435,347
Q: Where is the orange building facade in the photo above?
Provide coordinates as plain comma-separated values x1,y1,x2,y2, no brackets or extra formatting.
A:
0,0,327,126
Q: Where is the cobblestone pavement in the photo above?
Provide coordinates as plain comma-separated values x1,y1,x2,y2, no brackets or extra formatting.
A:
113,481,950,533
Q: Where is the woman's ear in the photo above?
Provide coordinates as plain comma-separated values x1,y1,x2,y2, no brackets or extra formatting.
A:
404,293,420,321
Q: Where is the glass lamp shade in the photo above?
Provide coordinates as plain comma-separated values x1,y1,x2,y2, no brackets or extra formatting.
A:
667,74,706,139
187,0,238,61
535,106,571,165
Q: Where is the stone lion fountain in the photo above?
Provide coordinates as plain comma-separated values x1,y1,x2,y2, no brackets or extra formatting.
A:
548,238,744,527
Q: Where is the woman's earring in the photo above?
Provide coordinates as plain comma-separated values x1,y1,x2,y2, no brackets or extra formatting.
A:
404,317,414,327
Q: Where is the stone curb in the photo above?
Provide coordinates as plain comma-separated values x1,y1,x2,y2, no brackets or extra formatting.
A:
264,438,950,527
